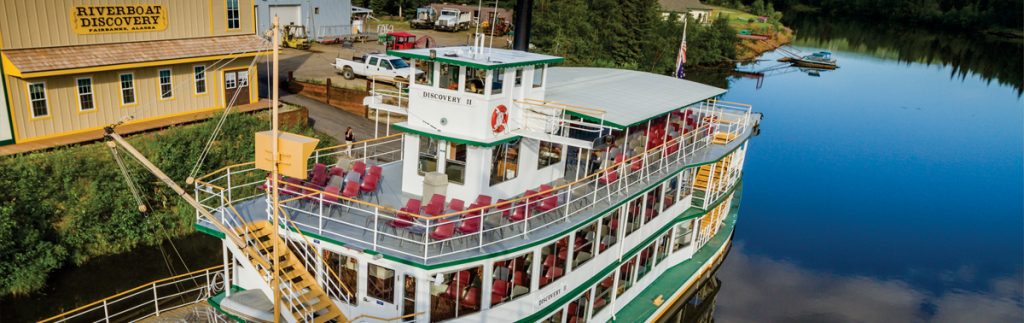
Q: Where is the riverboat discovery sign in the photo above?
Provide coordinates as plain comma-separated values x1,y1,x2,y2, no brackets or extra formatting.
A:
71,5,167,34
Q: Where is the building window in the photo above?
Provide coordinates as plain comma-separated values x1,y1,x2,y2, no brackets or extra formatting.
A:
367,264,395,303
538,141,562,169
445,142,467,184
464,67,485,94
226,0,240,29
490,68,504,95
533,65,545,88
418,136,439,175
439,63,459,90
414,60,434,86
489,139,520,186
225,72,237,89
158,69,173,99
120,73,136,105
194,66,207,94
28,83,48,118
237,70,249,87
76,78,95,112
514,68,523,87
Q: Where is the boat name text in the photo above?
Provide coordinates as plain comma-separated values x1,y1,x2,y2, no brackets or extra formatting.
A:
422,91,472,106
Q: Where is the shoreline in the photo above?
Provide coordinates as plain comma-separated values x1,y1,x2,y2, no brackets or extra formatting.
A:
736,27,795,61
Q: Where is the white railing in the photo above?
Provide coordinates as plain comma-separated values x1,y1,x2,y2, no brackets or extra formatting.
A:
513,99,610,139
38,265,230,323
367,78,410,115
194,103,749,264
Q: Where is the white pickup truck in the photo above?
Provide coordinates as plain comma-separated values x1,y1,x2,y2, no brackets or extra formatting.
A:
333,53,418,82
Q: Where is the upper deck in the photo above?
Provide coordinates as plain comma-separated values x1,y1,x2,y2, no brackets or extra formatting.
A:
193,98,758,267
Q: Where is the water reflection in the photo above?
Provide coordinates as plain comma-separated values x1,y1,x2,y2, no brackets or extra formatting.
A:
716,244,1024,322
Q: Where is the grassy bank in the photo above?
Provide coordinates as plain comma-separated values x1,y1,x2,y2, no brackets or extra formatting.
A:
0,110,333,297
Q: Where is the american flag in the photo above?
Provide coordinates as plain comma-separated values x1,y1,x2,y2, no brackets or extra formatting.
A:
675,39,687,79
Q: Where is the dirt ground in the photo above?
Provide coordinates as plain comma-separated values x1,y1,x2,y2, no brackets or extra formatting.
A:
278,20,513,91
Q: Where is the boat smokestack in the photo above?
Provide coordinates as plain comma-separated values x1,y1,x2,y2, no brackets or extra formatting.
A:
513,0,533,51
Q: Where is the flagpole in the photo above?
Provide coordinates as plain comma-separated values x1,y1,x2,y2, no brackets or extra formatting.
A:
675,15,688,79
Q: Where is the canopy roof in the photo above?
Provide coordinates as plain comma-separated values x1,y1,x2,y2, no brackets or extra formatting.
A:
388,31,416,37
545,67,726,129
388,46,563,70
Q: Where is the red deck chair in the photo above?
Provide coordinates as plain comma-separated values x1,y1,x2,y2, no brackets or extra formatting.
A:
598,170,619,185
360,173,380,196
329,166,345,178
456,204,482,234
310,163,329,187
448,199,465,212
461,287,481,310
341,180,360,199
474,194,493,206
491,280,510,305
424,194,446,216
430,219,456,252
368,165,383,177
352,160,367,176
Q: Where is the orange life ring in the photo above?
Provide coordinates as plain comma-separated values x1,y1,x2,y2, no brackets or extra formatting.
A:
491,105,509,133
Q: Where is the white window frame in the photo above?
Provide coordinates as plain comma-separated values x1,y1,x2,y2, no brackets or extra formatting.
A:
194,65,207,94
158,69,173,100
76,77,96,112
237,70,249,87
27,82,48,118
224,71,237,89
119,73,136,106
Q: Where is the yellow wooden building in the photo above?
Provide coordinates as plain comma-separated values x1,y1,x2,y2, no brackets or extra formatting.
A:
0,0,270,147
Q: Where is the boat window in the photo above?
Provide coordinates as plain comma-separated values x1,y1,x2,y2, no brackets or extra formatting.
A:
538,141,563,169
593,270,615,316
533,65,545,88
403,274,417,316
678,169,693,200
664,177,678,210
572,222,598,270
325,250,358,305
644,189,662,224
445,142,467,184
636,243,656,281
418,136,439,175
656,231,672,265
439,63,460,90
672,220,694,252
430,267,482,321
514,68,523,87
541,309,564,323
598,210,620,254
489,138,520,186
415,60,434,86
490,68,504,95
491,253,533,307
539,237,568,288
568,290,590,323
464,67,486,94
624,197,643,236
368,264,395,303
616,255,638,297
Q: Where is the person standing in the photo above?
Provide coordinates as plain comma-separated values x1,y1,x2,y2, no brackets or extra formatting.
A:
345,127,355,155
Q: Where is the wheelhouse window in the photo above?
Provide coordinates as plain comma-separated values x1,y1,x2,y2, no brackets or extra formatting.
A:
593,271,615,315
445,142,467,184
491,253,533,307
430,267,482,321
533,65,545,88
540,237,568,288
158,69,173,99
28,83,48,118
599,210,620,253
672,220,694,252
415,60,434,86
490,68,504,95
76,78,95,112
226,0,240,29
538,141,562,169
418,136,439,175
572,222,598,270
367,264,395,303
194,65,207,94
326,250,358,304
514,68,523,87
464,67,485,94
440,63,459,90
489,139,520,186
119,73,136,105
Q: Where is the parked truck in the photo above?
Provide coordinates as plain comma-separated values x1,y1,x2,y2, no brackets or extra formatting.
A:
333,53,420,83
433,9,471,32
409,7,437,29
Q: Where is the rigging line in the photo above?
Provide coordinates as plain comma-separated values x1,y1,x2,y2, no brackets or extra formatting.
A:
109,144,145,211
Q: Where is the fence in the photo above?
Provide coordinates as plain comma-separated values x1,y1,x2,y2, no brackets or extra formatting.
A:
287,74,369,117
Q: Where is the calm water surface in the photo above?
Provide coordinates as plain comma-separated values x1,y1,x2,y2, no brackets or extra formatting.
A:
711,20,1024,322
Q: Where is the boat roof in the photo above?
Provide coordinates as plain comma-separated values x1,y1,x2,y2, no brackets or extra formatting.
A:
387,46,564,70
545,67,727,129
387,31,416,37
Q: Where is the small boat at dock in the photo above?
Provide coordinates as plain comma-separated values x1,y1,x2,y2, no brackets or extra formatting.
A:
779,51,839,69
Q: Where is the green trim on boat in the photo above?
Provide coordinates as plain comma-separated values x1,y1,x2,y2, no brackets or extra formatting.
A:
195,223,226,239
393,123,521,147
207,285,246,323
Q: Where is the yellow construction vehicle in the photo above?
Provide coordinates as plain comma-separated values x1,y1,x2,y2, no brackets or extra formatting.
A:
282,23,313,50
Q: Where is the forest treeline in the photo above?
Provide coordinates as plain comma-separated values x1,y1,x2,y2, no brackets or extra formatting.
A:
764,0,1023,32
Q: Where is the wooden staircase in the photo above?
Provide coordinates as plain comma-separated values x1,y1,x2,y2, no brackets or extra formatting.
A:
694,155,731,192
235,220,348,323
712,131,739,145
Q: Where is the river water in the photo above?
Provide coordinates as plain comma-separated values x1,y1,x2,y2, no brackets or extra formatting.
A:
711,17,1024,322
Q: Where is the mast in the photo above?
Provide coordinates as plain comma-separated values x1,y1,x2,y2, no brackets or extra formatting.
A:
271,15,283,323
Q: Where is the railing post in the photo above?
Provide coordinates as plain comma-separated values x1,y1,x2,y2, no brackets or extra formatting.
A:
152,282,160,316
318,192,324,235
102,300,110,323
423,219,430,260
372,208,379,251
225,168,232,203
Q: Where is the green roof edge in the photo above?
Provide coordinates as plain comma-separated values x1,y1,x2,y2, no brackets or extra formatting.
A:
387,50,565,70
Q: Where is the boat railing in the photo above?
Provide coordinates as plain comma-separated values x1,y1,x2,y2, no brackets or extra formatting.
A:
513,99,612,138
699,99,753,143
38,264,231,323
366,77,410,115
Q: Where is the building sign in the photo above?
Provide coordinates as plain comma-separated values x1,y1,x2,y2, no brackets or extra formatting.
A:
71,5,167,34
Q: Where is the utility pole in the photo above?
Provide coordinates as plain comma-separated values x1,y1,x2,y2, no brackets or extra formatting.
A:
271,15,283,323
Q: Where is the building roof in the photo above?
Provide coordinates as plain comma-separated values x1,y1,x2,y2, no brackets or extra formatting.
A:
388,46,563,70
659,0,714,12
545,67,726,129
2,35,269,77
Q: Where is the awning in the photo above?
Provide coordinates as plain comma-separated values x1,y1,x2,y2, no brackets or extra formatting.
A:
2,35,270,78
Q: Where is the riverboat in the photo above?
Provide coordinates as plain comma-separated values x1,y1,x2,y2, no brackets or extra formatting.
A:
189,38,760,322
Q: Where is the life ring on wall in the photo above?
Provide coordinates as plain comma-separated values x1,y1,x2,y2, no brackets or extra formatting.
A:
491,104,509,133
